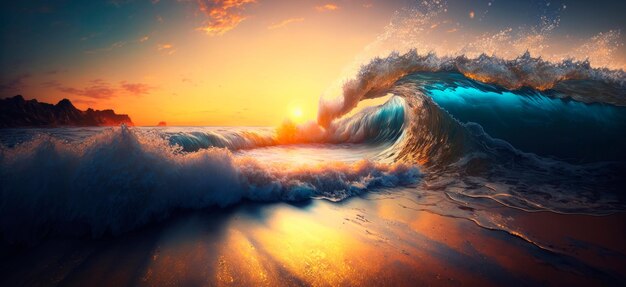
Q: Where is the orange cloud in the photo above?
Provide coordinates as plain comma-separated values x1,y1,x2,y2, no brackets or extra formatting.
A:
268,17,304,30
157,43,175,55
50,80,153,99
195,0,256,36
315,3,339,12
121,82,153,96
54,79,116,99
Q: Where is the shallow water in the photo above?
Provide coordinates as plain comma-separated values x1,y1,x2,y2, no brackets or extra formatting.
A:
234,143,389,165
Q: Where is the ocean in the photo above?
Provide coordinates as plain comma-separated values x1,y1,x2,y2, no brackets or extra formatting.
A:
1,53,626,285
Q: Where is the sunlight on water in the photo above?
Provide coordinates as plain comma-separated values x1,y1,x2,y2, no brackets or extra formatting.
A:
234,143,387,166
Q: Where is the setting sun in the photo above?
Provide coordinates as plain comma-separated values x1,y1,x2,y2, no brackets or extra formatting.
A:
291,107,303,120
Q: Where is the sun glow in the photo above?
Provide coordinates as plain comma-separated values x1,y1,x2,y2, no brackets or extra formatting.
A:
290,107,304,122
292,107,303,118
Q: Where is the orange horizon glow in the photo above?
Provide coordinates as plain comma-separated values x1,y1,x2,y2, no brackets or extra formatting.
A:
5,1,625,127
9,1,395,127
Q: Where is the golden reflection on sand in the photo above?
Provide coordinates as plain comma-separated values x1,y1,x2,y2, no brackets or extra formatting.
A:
15,193,622,286
250,209,358,286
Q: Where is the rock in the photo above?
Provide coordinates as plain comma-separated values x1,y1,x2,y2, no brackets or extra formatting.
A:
0,95,134,127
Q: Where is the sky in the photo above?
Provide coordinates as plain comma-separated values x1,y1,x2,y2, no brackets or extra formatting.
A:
1,0,625,126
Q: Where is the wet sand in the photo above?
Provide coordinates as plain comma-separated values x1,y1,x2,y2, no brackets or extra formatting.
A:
1,188,625,286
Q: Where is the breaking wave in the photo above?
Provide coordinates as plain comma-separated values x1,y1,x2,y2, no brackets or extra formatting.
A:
0,126,419,241
317,51,626,214
318,51,625,126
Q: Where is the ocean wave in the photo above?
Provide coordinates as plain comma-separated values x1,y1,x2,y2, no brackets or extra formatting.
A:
306,51,625,214
167,129,276,152
318,51,625,126
0,126,419,242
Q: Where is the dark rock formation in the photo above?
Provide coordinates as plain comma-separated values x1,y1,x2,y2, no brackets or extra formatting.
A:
0,95,133,127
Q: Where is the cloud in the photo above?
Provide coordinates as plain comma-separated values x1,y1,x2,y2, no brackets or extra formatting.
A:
121,81,153,96
0,73,31,92
80,32,103,41
157,43,175,55
181,77,196,86
84,41,126,54
158,43,173,50
195,0,256,36
56,79,117,99
138,35,150,43
48,79,153,99
41,80,61,88
268,17,304,30
108,0,132,7
315,3,339,12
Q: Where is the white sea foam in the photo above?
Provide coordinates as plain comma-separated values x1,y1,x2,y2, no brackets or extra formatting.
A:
0,126,419,241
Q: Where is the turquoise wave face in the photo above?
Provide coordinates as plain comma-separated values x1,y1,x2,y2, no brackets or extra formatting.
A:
405,72,626,163
329,96,406,145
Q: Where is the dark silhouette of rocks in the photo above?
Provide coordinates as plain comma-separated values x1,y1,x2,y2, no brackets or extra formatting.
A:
0,95,133,127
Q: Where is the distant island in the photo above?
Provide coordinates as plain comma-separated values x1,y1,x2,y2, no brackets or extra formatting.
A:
0,95,133,127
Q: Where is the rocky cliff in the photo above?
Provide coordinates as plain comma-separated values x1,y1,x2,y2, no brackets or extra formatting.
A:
0,95,133,127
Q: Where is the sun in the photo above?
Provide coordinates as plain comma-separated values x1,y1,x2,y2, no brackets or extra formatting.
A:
291,107,303,121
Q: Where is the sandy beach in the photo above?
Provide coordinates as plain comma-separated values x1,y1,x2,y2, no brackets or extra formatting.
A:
2,187,624,286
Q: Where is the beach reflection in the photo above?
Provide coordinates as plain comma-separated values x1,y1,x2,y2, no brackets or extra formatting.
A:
129,192,626,287
2,192,624,286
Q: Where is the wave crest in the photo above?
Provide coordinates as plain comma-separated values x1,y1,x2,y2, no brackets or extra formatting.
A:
318,51,626,126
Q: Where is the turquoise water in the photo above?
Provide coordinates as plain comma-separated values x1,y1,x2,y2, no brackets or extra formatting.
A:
422,76,626,163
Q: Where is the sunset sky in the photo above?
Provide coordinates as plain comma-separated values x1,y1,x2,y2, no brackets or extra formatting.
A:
1,0,625,126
